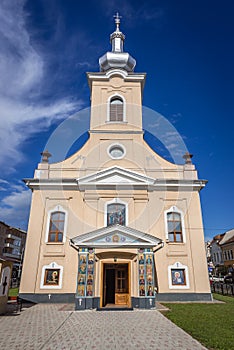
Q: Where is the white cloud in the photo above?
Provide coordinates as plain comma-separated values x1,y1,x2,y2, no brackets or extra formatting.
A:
0,179,9,184
0,0,83,171
0,183,31,230
166,143,178,150
0,0,43,98
148,122,161,129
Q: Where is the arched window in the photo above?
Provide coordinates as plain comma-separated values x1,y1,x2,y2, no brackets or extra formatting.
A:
109,97,123,121
107,203,126,226
167,212,183,242
48,212,65,242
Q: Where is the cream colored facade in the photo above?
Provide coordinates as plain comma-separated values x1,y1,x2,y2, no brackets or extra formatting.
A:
20,19,211,308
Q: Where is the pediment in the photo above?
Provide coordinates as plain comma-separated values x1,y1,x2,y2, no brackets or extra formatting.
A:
77,166,155,188
71,224,162,248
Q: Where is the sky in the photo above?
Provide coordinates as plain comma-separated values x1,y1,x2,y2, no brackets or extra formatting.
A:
0,0,233,241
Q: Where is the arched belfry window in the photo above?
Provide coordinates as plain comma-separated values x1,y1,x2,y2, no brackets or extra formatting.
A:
167,212,183,242
107,203,126,226
109,97,123,122
48,212,65,242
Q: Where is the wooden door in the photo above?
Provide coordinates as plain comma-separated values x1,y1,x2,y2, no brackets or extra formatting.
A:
103,263,130,307
115,264,129,306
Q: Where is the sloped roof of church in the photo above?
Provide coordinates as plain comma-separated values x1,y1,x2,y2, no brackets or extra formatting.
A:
64,129,172,163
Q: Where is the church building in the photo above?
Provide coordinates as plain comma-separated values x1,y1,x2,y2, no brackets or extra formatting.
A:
20,15,211,309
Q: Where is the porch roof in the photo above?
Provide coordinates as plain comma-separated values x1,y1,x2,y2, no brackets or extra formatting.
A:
70,224,163,249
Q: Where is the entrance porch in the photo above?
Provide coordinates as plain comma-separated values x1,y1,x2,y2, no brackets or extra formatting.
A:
70,224,163,310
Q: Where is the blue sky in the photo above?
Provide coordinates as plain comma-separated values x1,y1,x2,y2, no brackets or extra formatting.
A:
0,0,233,241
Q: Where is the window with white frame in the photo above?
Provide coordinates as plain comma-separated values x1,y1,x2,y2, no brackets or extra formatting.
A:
165,206,186,243
107,93,127,123
109,96,123,121
168,262,190,289
108,143,126,159
40,262,63,289
48,211,65,242
46,206,67,243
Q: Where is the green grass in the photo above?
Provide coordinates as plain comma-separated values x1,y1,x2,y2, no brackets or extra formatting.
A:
8,287,19,297
161,294,234,350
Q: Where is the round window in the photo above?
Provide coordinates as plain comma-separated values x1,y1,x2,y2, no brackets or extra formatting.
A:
108,144,125,159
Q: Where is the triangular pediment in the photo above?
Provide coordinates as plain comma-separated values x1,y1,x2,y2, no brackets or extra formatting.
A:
77,166,155,188
71,224,162,248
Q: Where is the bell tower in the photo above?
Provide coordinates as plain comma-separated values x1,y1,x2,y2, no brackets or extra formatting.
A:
87,13,146,132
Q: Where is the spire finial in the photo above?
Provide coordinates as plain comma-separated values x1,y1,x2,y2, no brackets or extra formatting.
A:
41,149,52,163
114,12,122,32
183,152,193,164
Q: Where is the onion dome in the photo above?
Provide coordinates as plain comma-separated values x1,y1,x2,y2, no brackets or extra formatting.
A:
99,13,136,72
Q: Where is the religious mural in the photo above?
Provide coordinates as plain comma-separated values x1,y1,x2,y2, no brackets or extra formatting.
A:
77,249,95,297
138,249,155,297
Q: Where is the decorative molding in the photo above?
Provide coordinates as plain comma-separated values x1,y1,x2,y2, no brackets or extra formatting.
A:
71,224,162,249
24,175,207,192
89,130,143,134
166,252,188,257
77,166,155,190
87,70,146,93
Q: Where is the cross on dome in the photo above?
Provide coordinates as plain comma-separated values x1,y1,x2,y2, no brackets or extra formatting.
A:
114,12,122,31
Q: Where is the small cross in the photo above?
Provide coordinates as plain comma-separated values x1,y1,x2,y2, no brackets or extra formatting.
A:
48,294,51,300
114,12,122,31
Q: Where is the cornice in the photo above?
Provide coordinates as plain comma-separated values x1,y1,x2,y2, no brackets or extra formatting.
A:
86,69,146,92
23,177,207,191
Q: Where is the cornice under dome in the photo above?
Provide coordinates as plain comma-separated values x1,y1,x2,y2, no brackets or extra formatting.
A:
99,13,136,72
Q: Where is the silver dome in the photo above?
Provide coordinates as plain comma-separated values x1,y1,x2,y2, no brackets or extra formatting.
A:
99,13,136,72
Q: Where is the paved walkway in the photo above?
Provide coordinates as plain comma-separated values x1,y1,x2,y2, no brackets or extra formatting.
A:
0,303,207,350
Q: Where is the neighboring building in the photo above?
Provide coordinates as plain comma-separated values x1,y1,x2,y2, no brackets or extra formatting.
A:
0,221,26,284
210,229,234,276
210,233,225,269
20,16,211,308
219,229,234,269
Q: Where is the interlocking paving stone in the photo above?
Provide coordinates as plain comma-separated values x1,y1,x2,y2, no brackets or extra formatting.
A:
0,304,208,350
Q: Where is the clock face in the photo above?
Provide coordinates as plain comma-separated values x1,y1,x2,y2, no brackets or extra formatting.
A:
108,144,125,159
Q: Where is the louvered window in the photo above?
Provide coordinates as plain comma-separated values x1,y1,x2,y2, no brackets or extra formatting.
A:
109,97,123,121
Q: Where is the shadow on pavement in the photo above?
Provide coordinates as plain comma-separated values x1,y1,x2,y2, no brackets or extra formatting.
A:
2,300,36,316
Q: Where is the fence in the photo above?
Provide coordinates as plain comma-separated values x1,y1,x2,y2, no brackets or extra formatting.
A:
211,282,234,296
